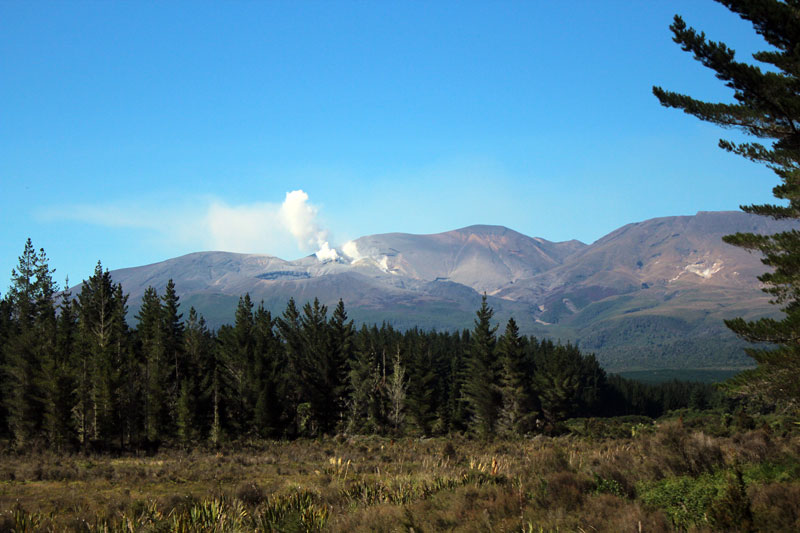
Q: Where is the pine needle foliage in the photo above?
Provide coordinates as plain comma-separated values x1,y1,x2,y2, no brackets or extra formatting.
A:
654,0,800,410
463,295,500,438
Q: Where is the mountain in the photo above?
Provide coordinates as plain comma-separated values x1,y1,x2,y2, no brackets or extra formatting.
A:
96,211,796,371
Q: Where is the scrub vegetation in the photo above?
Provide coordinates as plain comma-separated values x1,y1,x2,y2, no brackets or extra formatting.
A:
4,0,800,530
1,411,799,532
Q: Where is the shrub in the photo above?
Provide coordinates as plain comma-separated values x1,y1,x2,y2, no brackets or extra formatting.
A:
749,482,800,532
638,472,727,530
653,423,724,476
236,481,266,506
708,470,754,533
543,471,592,510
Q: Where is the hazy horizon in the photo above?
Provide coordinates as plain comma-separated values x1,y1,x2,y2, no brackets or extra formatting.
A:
1,1,778,290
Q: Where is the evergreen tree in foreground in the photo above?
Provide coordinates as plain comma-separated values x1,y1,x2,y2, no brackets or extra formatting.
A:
463,295,499,437
4,240,56,448
497,318,534,436
653,0,800,410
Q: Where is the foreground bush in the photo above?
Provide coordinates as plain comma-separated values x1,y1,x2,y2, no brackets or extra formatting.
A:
0,412,797,531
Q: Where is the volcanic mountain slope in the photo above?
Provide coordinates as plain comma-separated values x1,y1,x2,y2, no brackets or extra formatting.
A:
99,211,796,371
343,225,586,293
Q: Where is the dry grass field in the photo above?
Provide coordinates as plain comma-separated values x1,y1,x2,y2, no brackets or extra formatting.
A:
0,413,798,532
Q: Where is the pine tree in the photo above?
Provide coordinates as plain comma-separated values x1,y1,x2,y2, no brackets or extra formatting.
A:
175,380,196,448
497,318,533,436
161,279,184,431
0,295,12,439
42,281,79,451
327,299,354,429
76,262,127,449
276,298,303,435
653,1,800,409
387,347,407,434
252,303,286,437
3,240,56,447
136,286,166,443
347,326,379,433
183,307,213,443
297,298,334,434
462,296,500,438
403,331,438,435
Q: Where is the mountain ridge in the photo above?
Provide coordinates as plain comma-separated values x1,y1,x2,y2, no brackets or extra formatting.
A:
88,210,796,371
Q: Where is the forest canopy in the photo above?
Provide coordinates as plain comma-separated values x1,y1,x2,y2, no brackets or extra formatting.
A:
0,240,718,452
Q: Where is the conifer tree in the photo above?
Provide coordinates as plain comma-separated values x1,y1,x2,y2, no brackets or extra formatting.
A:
276,298,303,434
653,0,800,409
463,296,499,438
161,279,184,428
387,347,407,434
252,303,286,437
43,281,79,450
347,325,379,433
0,295,11,439
136,286,166,443
403,331,437,435
327,299,354,428
297,298,333,434
444,330,470,433
4,240,56,447
217,294,255,436
76,262,127,448
182,307,213,443
497,318,533,436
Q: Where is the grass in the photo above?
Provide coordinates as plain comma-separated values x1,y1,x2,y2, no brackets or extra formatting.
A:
1,412,798,531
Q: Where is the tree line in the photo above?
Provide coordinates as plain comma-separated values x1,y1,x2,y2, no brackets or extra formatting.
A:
0,240,716,452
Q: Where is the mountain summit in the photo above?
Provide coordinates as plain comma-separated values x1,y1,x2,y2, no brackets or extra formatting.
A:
98,211,795,371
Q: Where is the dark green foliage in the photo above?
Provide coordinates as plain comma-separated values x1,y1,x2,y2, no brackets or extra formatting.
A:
43,281,79,451
161,279,184,432
326,299,354,430
346,325,389,434
218,294,255,436
1,241,731,449
654,0,800,410
0,295,12,439
252,303,287,437
532,341,607,428
605,374,724,418
709,469,755,532
76,262,129,449
403,332,438,436
3,240,56,448
136,285,167,443
497,318,535,436
462,296,500,437
183,307,214,443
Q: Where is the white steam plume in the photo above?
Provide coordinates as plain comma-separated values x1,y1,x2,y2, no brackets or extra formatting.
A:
278,190,339,261
40,189,341,261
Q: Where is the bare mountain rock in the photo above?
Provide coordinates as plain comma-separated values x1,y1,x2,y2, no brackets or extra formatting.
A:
94,211,796,371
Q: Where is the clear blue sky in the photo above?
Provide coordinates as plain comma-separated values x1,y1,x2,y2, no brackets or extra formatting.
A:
0,0,779,291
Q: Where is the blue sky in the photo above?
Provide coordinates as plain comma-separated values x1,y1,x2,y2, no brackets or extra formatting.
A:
0,0,779,290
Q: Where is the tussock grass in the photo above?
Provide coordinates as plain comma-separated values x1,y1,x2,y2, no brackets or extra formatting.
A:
1,412,798,531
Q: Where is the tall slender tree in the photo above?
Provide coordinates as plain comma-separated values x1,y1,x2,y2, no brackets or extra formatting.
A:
497,318,534,436
327,299,354,429
42,281,79,450
161,279,184,429
653,1,800,409
252,302,286,437
463,296,499,438
3,240,56,447
137,286,166,443
180,307,213,445
0,294,12,439
76,262,128,448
